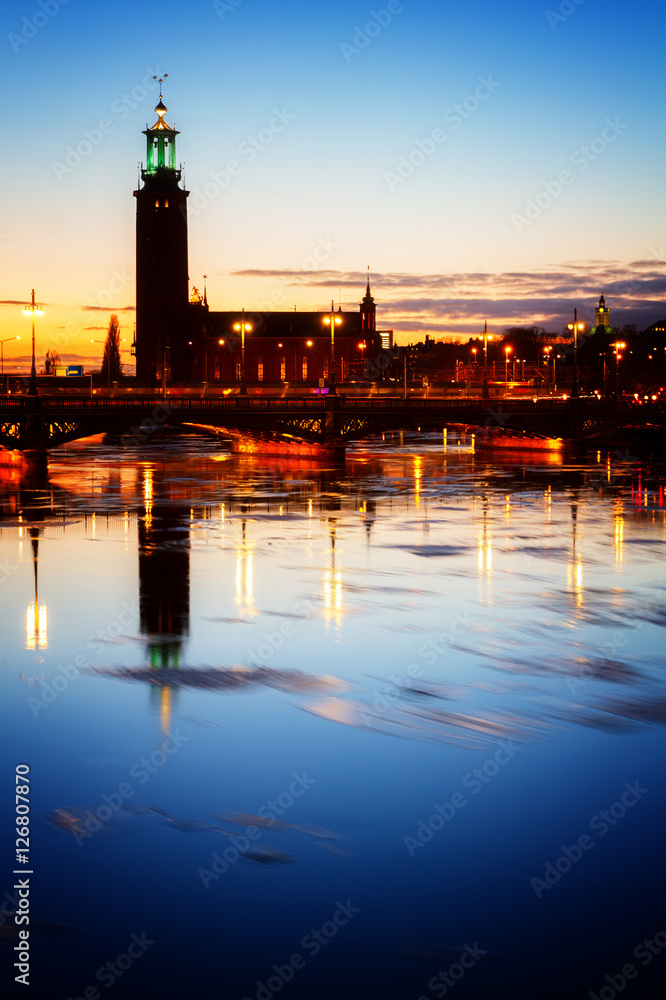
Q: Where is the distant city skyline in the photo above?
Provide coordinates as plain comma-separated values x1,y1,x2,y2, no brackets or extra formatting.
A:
1,0,664,369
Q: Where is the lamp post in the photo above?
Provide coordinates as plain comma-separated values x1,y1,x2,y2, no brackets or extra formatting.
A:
567,309,585,399
358,340,366,378
233,309,252,395
481,321,493,400
23,290,43,397
323,301,342,393
504,346,512,392
612,341,626,405
0,336,20,393
543,347,552,395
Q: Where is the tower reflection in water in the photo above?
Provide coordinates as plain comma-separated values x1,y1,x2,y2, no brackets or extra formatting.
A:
139,468,191,731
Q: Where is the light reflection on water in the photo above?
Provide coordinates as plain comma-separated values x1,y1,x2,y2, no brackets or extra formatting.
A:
1,432,666,999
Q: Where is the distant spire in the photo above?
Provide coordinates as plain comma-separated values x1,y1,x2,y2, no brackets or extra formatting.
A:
362,268,374,305
203,274,207,306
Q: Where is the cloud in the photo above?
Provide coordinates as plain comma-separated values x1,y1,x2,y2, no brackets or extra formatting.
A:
227,262,666,339
81,305,135,312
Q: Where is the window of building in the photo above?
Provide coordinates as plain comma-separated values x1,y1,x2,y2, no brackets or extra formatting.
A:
235,360,241,381
280,358,286,381
164,199,169,209
322,359,329,379
155,199,159,209
302,356,308,381
257,359,264,382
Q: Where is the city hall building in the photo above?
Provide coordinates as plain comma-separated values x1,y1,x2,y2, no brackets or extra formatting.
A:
133,92,383,384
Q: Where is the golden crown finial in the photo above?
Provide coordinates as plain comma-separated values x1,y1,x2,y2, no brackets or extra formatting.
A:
153,72,169,100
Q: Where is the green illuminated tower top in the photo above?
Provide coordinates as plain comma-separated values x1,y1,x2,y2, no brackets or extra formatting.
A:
141,75,181,184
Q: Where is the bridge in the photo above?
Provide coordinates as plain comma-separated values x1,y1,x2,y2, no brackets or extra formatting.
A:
0,394,663,454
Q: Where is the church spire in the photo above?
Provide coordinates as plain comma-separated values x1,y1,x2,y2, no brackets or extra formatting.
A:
364,265,374,302
360,269,376,333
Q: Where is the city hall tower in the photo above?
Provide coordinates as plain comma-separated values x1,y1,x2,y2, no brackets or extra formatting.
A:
134,83,191,380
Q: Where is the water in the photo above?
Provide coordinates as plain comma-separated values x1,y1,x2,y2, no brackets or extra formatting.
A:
1,433,665,999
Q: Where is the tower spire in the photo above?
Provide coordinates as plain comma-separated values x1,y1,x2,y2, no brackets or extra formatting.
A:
360,269,376,333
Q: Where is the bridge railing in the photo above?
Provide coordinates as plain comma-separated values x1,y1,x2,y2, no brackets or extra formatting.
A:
0,395,659,418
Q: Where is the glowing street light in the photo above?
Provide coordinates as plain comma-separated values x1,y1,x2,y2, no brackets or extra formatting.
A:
233,309,252,395
504,346,512,390
612,340,626,405
567,308,585,399
358,340,366,376
0,336,20,393
23,290,44,396
323,301,342,393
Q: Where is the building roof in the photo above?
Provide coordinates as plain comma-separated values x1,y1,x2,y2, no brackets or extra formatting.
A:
205,310,365,339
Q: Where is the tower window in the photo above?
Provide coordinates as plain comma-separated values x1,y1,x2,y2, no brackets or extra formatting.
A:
165,199,169,209
155,199,159,209
302,356,308,381
257,359,264,382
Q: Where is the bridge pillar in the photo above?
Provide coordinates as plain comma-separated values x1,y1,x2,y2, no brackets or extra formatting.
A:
323,394,343,442
20,399,48,453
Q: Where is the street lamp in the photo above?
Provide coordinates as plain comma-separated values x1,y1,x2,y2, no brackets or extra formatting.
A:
504,346,512,392
23,290,44,396
481,321,493,400
358,341,366,377
323,301,342,393
0,336,20,393
233,309,252,395
567,308,585,399
612,341,626,405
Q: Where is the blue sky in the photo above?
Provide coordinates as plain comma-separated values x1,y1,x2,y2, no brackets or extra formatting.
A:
1,0,664,363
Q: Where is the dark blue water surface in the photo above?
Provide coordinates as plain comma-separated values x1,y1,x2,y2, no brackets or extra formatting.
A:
1,433,665,999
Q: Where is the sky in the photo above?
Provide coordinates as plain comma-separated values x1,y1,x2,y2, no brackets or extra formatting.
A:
1,0,664,369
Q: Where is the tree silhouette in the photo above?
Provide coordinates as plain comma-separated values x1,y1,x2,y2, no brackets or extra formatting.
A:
44,349,61,375
101,314,122,382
